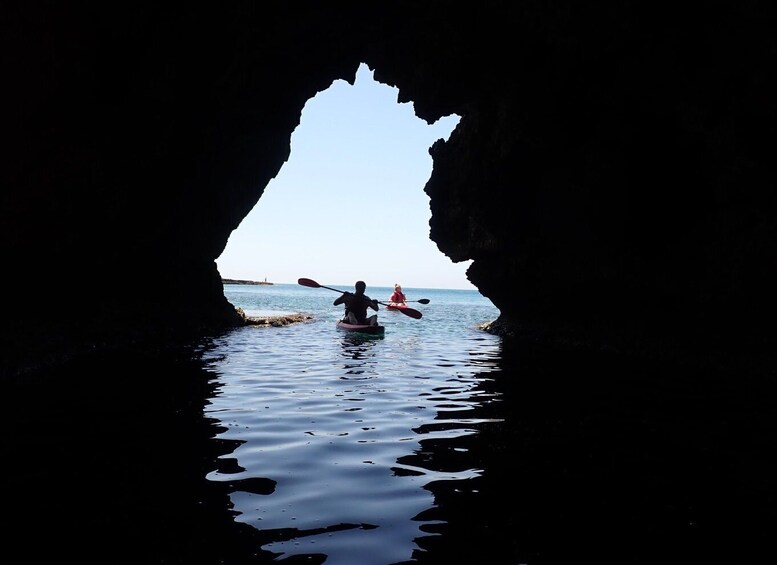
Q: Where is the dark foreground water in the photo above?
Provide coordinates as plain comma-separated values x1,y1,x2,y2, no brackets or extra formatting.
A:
2,284,775,564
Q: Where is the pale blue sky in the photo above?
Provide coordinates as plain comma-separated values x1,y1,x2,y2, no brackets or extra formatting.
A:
216,63,474,290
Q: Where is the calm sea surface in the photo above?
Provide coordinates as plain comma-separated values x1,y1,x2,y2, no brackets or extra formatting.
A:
203,283,502,563
4,283,773,564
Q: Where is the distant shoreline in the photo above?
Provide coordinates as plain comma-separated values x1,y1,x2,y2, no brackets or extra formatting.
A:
222,278,274,286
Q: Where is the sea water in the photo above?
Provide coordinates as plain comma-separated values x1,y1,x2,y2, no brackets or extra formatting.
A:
6,283,769,563
201,283,502,563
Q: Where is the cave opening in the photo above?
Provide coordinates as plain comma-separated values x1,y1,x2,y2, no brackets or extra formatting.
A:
215,63,473,291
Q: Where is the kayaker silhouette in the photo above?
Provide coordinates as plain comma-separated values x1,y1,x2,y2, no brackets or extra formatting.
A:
334,281,379,326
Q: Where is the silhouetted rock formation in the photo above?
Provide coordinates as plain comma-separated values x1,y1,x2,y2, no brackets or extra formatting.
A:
3,1,775,377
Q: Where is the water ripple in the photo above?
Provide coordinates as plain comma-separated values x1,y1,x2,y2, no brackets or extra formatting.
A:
202,302,501,563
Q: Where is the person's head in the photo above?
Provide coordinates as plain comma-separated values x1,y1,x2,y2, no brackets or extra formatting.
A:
394,284,402,292
355,280,366,293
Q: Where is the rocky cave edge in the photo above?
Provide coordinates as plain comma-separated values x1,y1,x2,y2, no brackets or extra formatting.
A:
3,2,775,379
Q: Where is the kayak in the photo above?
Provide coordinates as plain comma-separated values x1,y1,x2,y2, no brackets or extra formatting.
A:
336,320,385,336
385,303,408,312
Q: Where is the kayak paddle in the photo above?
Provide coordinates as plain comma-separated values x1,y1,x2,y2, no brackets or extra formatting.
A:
298,277,423,319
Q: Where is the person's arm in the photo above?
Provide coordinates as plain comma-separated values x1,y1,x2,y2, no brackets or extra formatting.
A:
366,295,379,311
334,292,351,306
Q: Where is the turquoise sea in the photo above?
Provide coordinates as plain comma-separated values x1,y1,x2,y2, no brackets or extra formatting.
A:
3,282,773,564
201,283,502,563
224,281,500,337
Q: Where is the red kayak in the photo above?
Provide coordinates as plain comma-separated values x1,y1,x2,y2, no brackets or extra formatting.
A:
385,303,409,312
336,320,385,336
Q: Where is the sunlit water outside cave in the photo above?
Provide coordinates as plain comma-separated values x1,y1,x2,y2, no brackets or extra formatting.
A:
3,283,771,564
193,282,771,564
201,282,503,562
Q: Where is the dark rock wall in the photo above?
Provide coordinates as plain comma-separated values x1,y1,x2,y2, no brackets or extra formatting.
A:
3,1,775,376
370,2,777,369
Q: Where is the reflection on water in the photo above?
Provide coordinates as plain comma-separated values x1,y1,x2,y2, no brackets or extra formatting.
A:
201,321,502,564
340,334,381,370
199,323,777,564
3,309,774,563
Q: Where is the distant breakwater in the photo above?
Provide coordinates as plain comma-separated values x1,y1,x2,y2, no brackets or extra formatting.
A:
222,278,273,285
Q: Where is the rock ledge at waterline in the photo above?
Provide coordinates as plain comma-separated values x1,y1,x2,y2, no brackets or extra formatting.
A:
237,309,313,327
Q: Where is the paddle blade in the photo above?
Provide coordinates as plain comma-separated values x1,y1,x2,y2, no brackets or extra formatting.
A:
298,278,320,288
377,300,422,319
417,299,430,304
400,307,422,319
